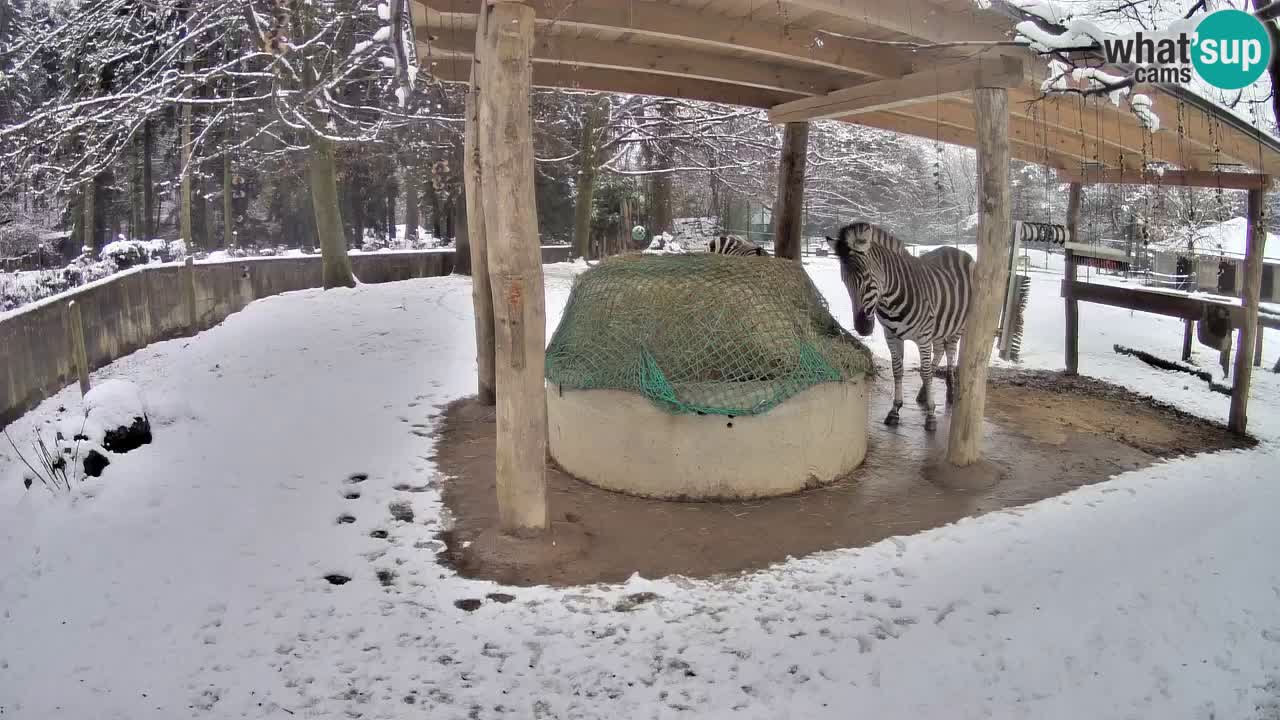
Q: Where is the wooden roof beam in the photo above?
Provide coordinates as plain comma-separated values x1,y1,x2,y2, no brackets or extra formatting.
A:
423,27,856,96
414,0,914,79
427,60,799,110
780,0,1011,43
847,110,1092,171
769,56,1024,124
1009,90,1230,171
1060,168,1272,190
881,101,1138,169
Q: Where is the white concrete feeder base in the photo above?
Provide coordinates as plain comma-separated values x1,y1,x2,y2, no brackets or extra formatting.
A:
546,379,869,501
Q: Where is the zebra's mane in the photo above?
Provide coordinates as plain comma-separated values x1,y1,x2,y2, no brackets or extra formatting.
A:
865,224,906,254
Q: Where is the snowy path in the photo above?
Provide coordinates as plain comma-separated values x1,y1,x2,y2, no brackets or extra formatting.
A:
1,259,1279,719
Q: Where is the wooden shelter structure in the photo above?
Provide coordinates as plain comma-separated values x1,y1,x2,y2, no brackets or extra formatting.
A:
410,0,1280,532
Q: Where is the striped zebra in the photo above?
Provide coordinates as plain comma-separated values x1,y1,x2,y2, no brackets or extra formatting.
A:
707,235,768,257
826,222,973,431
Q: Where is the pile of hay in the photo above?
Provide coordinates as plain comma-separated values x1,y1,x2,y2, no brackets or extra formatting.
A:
545,254,874,416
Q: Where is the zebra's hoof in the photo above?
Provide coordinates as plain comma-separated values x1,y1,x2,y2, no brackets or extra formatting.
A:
883,413,900,427
924,416,938,431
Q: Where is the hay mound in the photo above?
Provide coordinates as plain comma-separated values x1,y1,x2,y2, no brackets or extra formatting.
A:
545,254,874,416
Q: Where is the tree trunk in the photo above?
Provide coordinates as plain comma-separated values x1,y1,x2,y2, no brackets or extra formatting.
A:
352,184,365,248
1229,188,1266,434
387,181,398,242
946,87,1011,467
223,147,235,249
1064,182,1082,374
773,121,809,261
307,133,356,288
454,181,472,274
650,174,672,236
82,179,96,254
428,184,442,239
572,95,607,259
203,170,216,249
477,0,547,533
404,161,420,244
129,134,141,240
465,58,494,401
620,196,631,256
180,14,195,249
142,118,154,242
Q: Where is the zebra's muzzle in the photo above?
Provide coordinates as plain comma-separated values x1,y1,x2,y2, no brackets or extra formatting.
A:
854,309,875,336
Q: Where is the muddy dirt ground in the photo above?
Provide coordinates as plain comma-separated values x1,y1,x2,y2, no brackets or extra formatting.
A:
433,369,1252,587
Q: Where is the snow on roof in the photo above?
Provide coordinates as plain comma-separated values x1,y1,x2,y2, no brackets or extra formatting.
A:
1155,217,1280,261
1005,0,1279,146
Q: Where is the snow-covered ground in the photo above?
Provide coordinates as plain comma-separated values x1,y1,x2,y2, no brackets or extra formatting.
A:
1,256,1279,719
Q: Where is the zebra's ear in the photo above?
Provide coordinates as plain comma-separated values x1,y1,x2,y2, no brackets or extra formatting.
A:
826,235,851,259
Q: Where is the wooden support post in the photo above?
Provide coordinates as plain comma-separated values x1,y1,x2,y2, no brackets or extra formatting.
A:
1182,319,1194,362
946,87,1011,467
477,1,548,533
1229,188,1266,435
183,256,197,332
66,300,91,397
464,19,496,406
773,122,808,261
1255,326,1264,367
1063,182,1082,375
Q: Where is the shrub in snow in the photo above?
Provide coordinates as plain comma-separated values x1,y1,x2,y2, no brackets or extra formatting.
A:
0,220,42,257
100,238,151,269
4,410,100,492
83,379,152,454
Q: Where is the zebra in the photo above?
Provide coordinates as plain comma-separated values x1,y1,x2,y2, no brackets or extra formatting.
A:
707,235,768,257
825,222,973,431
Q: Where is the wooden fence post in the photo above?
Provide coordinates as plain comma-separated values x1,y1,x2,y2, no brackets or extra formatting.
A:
1255,326,1264,367
946,87,1011,467
183,256,198,332
773,122,809,261
1229,187,1266,434
66,300,91,396
477,1,548,533
1182,319,1194,362
1063,182,1082,375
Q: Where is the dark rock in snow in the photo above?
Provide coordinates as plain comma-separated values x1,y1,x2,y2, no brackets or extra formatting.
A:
614,592,660,612
101,415,152,454
388,501,415,523
83,450,110,478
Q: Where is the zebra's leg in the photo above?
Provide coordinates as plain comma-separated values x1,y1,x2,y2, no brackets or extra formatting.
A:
916,339,946,405
885,334,905,426
944,338,959,405
918,340,937,431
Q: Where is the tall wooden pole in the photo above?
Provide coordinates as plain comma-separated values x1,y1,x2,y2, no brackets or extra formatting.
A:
946,87,1011,467
1228,187,1266,435
477,1,548,533
1063,182,1082,375
773,122,809,261
464,11,495,405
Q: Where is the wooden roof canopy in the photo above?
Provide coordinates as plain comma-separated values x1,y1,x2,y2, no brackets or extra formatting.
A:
411,0,1280,187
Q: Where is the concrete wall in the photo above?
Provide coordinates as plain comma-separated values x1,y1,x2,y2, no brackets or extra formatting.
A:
1,246,571,428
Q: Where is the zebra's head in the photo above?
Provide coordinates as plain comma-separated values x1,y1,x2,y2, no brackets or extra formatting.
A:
826,222,879,337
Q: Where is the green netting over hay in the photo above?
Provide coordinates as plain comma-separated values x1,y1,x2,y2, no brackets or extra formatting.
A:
545,254,875,417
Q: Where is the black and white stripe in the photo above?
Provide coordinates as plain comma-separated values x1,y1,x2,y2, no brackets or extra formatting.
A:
707,235,768,257
826,221,974,431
